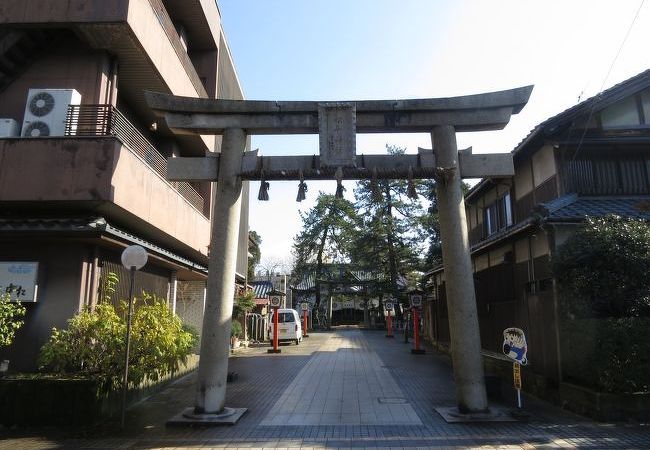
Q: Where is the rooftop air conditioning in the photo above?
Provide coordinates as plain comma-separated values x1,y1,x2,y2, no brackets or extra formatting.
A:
22,88,81,137
0,118,20,137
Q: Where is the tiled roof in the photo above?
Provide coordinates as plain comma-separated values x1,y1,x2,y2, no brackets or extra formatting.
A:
512,69,650,156
539,195,650,221
0,216,105,231
292,267,385,292
0,216,208,272
466,69,650,201
250,281,274,298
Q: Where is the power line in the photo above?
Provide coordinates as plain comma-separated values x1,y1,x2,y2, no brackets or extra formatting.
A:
570,0,646,162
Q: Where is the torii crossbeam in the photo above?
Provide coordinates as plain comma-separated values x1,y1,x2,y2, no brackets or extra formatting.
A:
146,85,533,424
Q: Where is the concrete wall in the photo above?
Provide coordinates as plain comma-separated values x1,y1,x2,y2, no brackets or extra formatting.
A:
489,245,512,266
217,33,243,101
0,37,110,125
0,0,203,98
0,138,115,201
0,138,210,255
0,242,89,371
125,0,202,98
514,160,534,199
111,143,210,253
531,144,557,187
175,280,206,350
0,0,129,24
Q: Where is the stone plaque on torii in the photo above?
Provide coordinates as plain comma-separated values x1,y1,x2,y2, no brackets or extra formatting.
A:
146,85,533,424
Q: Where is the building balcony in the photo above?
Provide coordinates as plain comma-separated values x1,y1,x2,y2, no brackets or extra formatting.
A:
0,0,219,154
0,104,210,258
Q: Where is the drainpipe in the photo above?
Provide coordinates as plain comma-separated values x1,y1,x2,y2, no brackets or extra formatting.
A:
90,246,100,309
548,224,563,384
109,57,118,106
170,271,178,314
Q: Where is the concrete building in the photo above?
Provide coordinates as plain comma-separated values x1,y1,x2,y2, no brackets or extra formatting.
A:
0,0,249,370
424,69,650,399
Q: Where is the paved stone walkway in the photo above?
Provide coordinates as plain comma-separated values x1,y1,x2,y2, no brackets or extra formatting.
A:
260,329,421,426
1,327,648,449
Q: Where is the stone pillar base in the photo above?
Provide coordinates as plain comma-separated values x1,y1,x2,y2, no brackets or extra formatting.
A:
434,406,519,423
167,407,247,426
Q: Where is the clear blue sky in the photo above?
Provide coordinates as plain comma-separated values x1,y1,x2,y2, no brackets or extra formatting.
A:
217,0,650,267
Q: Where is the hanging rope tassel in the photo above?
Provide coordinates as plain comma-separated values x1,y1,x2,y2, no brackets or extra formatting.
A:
257,169,270,201
335,167,345,199
371,167,382,202
296,170,307,202
407,166,418,200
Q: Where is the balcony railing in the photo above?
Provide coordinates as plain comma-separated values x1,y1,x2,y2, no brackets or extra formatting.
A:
65,104,205,214
147,0,208,98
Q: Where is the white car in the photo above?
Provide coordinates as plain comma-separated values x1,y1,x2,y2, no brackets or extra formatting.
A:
269,308,302,345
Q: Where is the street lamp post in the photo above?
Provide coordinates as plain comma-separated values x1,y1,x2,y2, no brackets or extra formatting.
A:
385,301,394,338
267,287,285,354
409,289,425,355
119,244,148,429
301,302,310,338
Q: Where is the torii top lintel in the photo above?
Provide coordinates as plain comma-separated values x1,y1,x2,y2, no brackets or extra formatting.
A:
145,86,533,135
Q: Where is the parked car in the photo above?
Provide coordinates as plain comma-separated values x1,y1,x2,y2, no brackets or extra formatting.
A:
268,308,302,345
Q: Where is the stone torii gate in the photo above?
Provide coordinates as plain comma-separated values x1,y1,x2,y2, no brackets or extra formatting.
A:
146,85,533,423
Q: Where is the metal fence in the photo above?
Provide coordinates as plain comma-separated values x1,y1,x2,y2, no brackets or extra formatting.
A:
65,104,205,213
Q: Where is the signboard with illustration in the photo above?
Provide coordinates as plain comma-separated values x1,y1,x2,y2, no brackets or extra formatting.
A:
0,262,39,302
502,327,528,365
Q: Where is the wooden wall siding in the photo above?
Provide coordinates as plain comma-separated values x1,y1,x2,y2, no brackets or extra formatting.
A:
101,260,170,307
534,255,553,281
469,225,483,246
525,291,560,382
620,157,649,193
563,159,595,194
434,282,450,344
594,159,620,194
431,255,560,381
563,157,650,195
475,263,517,353
534,176,559,204
515,191,535,222
482,300,518,353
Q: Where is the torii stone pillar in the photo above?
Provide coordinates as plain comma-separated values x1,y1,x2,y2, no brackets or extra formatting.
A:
433,125,487,412
173,127,248,423
195,128,246,414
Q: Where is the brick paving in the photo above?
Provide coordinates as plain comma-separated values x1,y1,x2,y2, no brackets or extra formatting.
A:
1,327,649,449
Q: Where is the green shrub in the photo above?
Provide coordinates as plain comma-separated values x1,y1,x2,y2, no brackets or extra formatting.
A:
553,215,650,393
230,320,243,339
0,293,26,348
38,296,196,391
561,318,650,393
233,291,255,320
553,215,650,319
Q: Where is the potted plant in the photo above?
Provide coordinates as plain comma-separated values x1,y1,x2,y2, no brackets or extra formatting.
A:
0,293,26,375
230,320,243,350
233,291,255,344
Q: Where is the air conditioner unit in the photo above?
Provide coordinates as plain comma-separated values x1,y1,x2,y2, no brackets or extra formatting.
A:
0,118,20,137
22,88,81,137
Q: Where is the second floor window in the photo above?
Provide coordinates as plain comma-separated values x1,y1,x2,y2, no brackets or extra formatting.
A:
484,192,513,236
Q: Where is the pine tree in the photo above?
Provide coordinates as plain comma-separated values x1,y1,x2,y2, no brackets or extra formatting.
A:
352,145,427,307
293,193,359,307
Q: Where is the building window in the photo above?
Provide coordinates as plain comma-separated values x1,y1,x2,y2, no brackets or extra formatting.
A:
484,191,513,236
503,192,513,226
